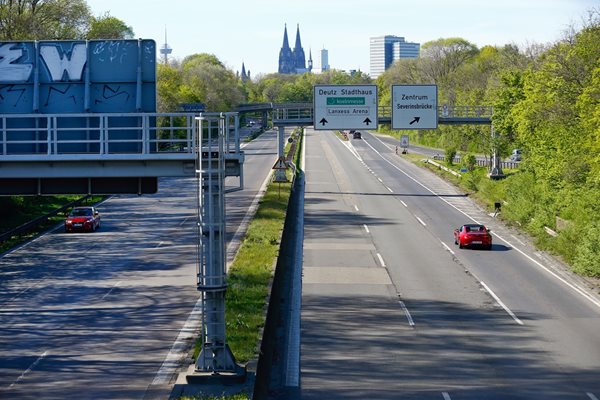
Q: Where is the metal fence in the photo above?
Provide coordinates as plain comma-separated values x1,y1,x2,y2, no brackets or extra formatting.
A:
0,113,198,159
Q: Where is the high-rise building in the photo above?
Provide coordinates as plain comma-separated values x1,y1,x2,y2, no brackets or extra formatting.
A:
321,48,329,72
369,35,419,78
278,24,312,74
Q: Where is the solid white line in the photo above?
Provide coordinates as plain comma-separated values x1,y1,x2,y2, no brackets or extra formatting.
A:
151,298,203,385
363,224,370,234
376,253,386,267
400,200,408,207
366,135,600,311
101,281,121,300
416,216,427,226
399,301,415,327
441,241,455,255
480,281,524,325
587,392,599,400
442,392,452,400
9,351,48,389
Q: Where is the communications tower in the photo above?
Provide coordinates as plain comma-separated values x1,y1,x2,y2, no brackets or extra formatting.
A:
160,27,172,64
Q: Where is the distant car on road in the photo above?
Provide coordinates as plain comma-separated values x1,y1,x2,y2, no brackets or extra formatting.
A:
65,206,101,232
352,130,361,139
454,224,492,250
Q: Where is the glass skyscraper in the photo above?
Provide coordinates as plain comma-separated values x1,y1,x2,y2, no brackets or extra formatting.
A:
369,35,420,78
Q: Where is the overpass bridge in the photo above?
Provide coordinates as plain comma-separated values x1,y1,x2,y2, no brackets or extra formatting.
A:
0,103,493,195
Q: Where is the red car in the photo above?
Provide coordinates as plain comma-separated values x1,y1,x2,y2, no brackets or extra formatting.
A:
64,206,101,232
454,224,492,250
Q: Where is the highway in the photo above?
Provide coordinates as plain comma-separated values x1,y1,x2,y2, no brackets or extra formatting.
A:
300,128,600,399
0,127,281,399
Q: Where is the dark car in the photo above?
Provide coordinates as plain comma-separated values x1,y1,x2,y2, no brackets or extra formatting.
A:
454,224,492,250
65,206,101,232
352,130,361,139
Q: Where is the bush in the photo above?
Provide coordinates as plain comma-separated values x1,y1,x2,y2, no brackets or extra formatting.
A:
463,153,477,171
445,147,457,167
573,222,600,277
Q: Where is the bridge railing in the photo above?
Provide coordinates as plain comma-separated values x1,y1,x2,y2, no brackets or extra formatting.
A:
378,105,493,119
0,113,198,159
272,103,313,123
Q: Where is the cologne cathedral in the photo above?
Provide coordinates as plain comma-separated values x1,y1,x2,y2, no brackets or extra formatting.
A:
278,24,312,74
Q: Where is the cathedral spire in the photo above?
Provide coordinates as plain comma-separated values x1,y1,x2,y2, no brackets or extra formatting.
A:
294,24,302,51
282,23,290,50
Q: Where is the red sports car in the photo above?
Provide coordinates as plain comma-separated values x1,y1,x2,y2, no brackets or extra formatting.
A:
454,224,492,250
64,206,101,232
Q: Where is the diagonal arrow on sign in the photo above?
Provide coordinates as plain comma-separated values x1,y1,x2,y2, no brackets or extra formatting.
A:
409,117,420,125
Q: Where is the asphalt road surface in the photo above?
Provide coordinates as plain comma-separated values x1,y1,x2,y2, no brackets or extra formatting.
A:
300,128,600,400
0,128,282,399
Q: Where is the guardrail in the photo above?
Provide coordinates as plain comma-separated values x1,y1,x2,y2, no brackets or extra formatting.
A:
0,112,198,160
0,195,91,244
432,155,520,170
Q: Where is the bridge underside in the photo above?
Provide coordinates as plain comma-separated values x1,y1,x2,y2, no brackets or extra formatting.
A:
0,177,159,195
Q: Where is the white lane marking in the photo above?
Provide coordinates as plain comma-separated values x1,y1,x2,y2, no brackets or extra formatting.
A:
587,393,599,400
376,253,386,267
510,234,526,246
400,200,408,208
386,186,394,193
442,392,452,400
377,177,383,183
101,281,122,300
399,301,415,327
7,282,41,304
9,351,48,389
441,241,455,255
366,136,600,311
363,224,370,234
354,205,359,212
415,216,427,227
480,281,524,325
151,297,203,385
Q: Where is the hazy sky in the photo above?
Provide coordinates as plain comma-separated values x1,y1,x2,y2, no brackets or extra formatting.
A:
86,0,598,76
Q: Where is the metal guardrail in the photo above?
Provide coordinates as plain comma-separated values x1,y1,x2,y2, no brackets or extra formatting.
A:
0,195,91,244
0,112,198,160
432,155,520,170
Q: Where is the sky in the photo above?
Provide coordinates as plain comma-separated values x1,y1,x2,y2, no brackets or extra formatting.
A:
86,0,598,76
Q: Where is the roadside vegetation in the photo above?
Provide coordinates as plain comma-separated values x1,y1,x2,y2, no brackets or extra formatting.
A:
376,12,600,277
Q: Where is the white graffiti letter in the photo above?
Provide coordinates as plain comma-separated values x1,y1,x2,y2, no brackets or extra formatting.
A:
40,44,87,81
0,44,33,81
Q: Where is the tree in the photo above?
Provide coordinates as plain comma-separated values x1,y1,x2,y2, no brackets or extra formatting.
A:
86,12,134,39
0,0,91,40
420,37,479,84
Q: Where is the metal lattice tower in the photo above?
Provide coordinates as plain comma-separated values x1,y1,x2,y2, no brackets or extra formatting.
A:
194,113,245,377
